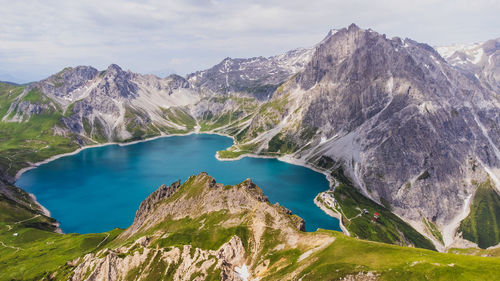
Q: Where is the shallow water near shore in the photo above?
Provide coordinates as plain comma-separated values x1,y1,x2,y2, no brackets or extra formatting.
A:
16,134,340,233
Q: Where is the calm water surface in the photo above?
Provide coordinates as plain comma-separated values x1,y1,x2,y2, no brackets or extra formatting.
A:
16,134,340,233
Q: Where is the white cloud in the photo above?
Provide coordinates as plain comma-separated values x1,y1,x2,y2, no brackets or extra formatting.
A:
0,0,498,83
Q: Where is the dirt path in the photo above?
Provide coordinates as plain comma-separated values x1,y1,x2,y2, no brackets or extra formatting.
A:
344,210,363,221
0,241,21,252
95,233,110,249
15,214,40,225
4,214,41,233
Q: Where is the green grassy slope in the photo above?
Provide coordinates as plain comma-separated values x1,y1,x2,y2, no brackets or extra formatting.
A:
0,83,79,177
458,179,500,248
198,96,258,133
0,83,25,117
0,112,79,176
163,107,197,131
318,167,436,250
266,230,500,281
333,182,435,250
0,188,123,280
0,225,122,280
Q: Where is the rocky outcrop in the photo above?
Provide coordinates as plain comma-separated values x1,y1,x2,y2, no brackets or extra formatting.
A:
35,66,99,105
138,181,181,213
122,173,279,238
131,180,181,231
70,236,246,281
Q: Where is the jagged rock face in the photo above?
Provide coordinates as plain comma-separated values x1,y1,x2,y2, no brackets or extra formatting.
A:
238,24,500,243
30,64,200,141
70,236,246,281
164,74,191,92
97,64,139,99
131,181,181,231
298,27,500,229
187,48,313,100
35,66,99,105
122,174,279,238
437,38,500,94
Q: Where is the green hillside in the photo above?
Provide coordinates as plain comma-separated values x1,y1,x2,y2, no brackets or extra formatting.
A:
459,178,500,248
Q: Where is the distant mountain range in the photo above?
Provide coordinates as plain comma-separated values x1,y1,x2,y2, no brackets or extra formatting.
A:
0,81,19,86
1,24,499,254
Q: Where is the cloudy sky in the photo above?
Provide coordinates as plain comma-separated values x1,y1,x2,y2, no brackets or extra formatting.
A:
1,0,499,83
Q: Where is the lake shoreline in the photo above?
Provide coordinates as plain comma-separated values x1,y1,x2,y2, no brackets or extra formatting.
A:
313,196,350,236
215,152,337,194
15,131,343,235
15,132,198,181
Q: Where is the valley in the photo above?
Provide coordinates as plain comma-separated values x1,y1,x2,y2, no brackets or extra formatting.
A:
0,23,499,280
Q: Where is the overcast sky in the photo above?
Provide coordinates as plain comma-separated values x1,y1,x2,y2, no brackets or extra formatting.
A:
1,0,499,83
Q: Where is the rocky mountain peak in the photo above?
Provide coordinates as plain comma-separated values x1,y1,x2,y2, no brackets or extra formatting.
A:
48,65,98,84
98,64,138,99
298,24,456,95
166,74,191,90
298,25,389,89
133,180,182,227
348,23,361,31
482,38,500,54
105,63,125,74
238,24,500,248
33,65,99,103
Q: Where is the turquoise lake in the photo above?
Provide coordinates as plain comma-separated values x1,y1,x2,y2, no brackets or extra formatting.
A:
16,134,340,234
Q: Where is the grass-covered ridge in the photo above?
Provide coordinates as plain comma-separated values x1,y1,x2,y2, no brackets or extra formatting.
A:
423,218,444,245
198,96,258,133
22,88,50,104
458,178,500,248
